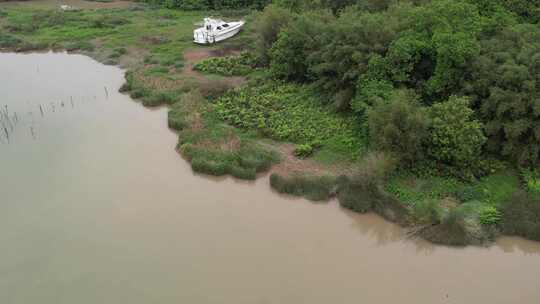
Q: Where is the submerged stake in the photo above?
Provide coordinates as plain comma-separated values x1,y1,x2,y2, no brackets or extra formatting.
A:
3,126,9,142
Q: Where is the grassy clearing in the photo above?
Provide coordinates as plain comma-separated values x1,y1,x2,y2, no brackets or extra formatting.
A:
0,5,206,66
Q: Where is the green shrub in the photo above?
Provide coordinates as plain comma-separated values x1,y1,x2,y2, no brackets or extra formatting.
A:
367,90,430,166
453,184,486,203
191,157,229,176
500,190,540,241
294,144,313,158
428,96,486,174
430,208,470,246
0,33,21,48
522,169,540,194
143,90,181,107
119,71,134,92
229,166,257,180
270,174,337,201
478,206,502,225
475,173,520,206
130,87,151,99
337,177,377,213
413,199,443,224
254,4,294,63
185,144,278,179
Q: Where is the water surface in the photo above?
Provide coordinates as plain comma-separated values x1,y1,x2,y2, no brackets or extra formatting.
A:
1,52,539,304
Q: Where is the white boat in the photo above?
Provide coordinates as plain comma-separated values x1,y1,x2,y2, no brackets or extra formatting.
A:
193,18,245,44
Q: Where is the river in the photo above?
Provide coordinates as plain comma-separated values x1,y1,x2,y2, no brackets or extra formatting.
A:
0,52,539,304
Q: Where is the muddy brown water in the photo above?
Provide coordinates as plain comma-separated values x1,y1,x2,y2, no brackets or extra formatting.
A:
0,52,539,304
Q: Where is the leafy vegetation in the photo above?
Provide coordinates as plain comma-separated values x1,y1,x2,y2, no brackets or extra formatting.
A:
215,83,364,161
193,52,254,76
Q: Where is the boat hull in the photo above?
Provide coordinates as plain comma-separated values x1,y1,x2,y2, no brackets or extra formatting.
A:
193,22,244,44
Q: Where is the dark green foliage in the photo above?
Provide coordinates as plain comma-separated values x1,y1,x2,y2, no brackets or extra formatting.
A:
0,33,21,48
269,10,334,81
472,0,540,23
109,47,127,58
500,191,540,241
338,175,410,223
253,4,293,63
270,174,337,201
453,184,486,203
464,24,540,166
367,90,429,166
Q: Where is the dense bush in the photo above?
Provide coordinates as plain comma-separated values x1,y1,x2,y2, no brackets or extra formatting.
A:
270,174,337,201
0,33,21,48
253,4,293,63
367,90,429,166
427,96,486,172
522,169,540,194
500,191,540,241
464,24,540,166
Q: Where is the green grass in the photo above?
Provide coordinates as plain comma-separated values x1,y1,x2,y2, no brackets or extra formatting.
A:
167,91,280,180
385,174,465,206
0,6,206,67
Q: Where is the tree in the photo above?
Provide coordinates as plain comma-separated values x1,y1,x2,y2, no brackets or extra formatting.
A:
464,24,540,165
368,89,430,166
428,96,486,169
253,4,294,64
269,10,334,81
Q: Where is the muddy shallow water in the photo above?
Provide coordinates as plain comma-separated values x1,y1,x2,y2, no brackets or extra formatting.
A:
1,52,539,304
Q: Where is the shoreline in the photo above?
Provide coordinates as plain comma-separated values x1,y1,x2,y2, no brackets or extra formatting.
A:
1,3,538,247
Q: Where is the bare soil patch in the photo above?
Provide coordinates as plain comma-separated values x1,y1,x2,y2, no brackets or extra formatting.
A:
269,143,355,177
